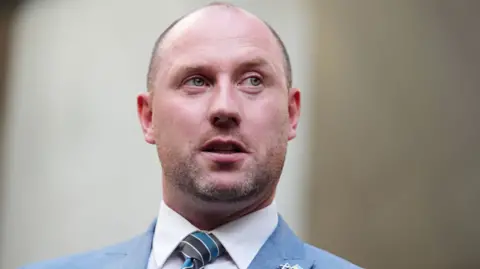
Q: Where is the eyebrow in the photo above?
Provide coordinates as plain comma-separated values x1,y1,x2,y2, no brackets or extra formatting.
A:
170,56,276,80
236,57,274,72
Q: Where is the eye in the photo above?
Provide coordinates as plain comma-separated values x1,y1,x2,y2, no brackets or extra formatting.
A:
248,77,262,86
185,77,209,87
241,76,263,87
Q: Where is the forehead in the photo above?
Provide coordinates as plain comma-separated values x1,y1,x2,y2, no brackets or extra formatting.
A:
158,7,285,74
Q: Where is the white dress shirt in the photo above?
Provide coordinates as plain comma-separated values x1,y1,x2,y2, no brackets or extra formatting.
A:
147,200,278,269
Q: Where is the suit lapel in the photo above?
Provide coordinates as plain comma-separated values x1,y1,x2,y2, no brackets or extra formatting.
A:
107,216,314,269
114,221,155,269
248,215,315,269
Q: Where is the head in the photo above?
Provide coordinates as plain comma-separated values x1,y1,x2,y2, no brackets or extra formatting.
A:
137,3,300,217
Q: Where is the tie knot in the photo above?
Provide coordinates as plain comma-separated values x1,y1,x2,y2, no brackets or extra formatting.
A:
178,231,225,268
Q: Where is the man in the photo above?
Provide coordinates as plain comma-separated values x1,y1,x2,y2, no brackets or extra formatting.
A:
22,2,361,269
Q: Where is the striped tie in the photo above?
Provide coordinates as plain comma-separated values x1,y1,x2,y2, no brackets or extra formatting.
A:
178,231,225,269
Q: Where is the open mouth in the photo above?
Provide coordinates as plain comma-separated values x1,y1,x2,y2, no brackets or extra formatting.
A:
200,139,248,164
201,140,246,154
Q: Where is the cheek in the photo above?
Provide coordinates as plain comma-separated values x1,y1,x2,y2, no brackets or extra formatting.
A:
246,101,290,142
153,98,205,144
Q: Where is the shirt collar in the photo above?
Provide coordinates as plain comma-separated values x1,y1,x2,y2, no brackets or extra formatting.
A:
151,200,198,268
212,202,278,269
151,200,278,269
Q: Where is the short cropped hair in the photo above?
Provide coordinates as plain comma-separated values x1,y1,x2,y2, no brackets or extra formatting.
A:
146,2,292,90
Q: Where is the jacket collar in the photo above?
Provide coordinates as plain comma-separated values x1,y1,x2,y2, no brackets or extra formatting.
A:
248,215,314,269
114,215,313,269
112,221,155,269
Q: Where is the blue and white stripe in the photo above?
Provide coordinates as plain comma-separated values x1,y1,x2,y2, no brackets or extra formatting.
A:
179,231,225,269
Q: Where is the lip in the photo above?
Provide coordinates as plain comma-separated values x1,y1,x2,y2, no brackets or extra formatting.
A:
200,137,249,164
200,137,249,153
200,152,248,164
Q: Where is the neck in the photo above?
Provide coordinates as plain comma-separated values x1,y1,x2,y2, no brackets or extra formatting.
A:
163,184,275,231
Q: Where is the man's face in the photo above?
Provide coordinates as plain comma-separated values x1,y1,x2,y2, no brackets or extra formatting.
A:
138,8,300,204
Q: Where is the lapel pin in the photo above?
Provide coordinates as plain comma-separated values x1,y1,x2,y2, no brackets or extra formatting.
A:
279,263,303,269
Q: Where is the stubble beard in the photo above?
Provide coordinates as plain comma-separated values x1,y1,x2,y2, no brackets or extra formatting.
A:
162,143,287,204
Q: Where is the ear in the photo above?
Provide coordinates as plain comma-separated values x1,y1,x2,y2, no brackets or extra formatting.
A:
287,88,301,141
137,92,156,144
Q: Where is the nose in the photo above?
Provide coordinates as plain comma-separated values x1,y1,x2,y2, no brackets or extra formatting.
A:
208,84,241,129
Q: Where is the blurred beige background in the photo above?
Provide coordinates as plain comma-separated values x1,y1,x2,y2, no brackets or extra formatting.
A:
306,1,480,269
1,1,479,269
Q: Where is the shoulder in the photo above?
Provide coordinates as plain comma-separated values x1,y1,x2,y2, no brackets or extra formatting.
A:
303,243,363,269
18,234,142,269
272,215,362,269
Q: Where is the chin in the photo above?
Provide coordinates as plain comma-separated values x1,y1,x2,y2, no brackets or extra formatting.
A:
203,172,250,189
192,172,258,201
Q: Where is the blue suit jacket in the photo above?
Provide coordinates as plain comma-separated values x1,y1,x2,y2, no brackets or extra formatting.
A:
21,216,361,269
